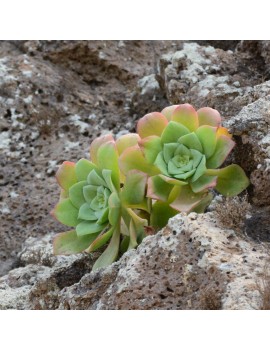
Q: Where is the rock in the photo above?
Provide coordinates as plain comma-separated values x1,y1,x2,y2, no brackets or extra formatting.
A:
226,95,270,207
130,74,168,116
0,233,94,309
158,43,265,117
0,213,268,310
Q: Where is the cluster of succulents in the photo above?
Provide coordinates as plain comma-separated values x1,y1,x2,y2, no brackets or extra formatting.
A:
52,104,249,270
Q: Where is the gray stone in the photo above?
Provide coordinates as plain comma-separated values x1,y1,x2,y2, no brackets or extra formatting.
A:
0,213,268,310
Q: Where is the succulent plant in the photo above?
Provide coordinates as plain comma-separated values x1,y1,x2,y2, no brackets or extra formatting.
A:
119,104,249,227
52,134,150,270
52,103,250,269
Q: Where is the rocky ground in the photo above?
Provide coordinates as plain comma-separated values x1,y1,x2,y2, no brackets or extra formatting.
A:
1,40,270,309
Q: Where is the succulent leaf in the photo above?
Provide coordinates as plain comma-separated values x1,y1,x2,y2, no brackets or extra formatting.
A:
97,141,120,190
69,181,87,209
190,174,217,193
197,107,221,127
90,134,114,164
206,164,250,196
121,170,147,208
178,132,203,152
92,227,121,270
108,192,121,226
150,201,178,229
52,199,80,226
85,227,114,253
75,159,97,181
161,121,190,143
147,175,175,202
195,125,217,158
140,136,162,163
53,230,99,255
206,135,235,168
116,133,140,155
137,112,168,138
161,105,179,121
119,145,160,176
170,185,209,213
56,161,77,191
171,104,199,131
76,220,107,236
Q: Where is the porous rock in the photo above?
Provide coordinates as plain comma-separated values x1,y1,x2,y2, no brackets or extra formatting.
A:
0,213,268,310
158,43,265,117
226,95,270,207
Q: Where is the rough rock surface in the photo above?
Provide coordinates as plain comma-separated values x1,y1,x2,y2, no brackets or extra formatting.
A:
0,213,268,310
227,96,270,207
158,43,268,117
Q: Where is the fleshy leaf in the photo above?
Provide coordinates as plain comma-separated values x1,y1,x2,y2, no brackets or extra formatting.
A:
163,143,178,163
137,112,168,138
217,126,232,139
76,221,106,236
108,192,121,226
83,184,98,203
150,201,178,229
170,185,208,212
197,107,221,127
59,189,68,200
52,199,80,227
53,230,98,255
140,136,162,163
69,181,87,209
75,159,97,181
161,105,178,121
85,227,113,253
161,121,190,143
159,174,187,186
195,126,217,158
92,227,120,270
102,169,115,193
87,170,107,187
206,164,250,196
171,104,199,132
90,134,114,164
190,175,217,193
97,141,120,190
207,135,235,168
121,170,147,208
78,203,97,220
178,132,203,152
191,155,206,182
56,161,77,191
192,192,213,213
96,208,109,224
154,152,170,176
128,220,138,250
147,175,174,202
116,133,140,155
119,145,160,176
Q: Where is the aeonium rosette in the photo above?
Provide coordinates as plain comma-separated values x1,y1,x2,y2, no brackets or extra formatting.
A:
119,104,249,228
51,134,150,270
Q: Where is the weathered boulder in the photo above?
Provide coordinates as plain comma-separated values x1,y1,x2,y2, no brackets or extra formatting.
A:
0,213,268,310
226,95,270,207
158,43,266,117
